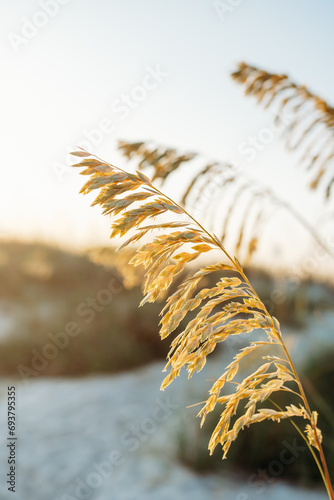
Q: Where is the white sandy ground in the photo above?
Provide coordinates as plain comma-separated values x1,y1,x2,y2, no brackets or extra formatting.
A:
0,312,332,500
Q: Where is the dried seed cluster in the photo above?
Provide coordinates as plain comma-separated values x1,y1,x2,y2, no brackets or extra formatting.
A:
73,150,323,460
118,141,277,264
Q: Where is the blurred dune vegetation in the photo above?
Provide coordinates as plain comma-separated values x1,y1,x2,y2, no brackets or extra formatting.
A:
0,240,168,376
0,240,333,378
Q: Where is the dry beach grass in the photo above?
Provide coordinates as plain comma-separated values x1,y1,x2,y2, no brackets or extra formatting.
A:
72,149,334,499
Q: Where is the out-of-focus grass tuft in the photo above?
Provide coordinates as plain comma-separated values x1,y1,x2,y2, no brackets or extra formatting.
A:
0,240,168,377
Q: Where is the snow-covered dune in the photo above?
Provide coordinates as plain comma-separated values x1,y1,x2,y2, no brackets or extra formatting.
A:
0,356,328,500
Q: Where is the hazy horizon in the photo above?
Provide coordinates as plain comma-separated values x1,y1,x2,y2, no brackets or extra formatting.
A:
1,0,334,276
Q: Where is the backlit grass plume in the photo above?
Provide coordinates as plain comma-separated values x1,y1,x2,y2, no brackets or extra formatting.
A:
72,149,333,499
118,140,334,263
118,140,269,263
232,62,334,199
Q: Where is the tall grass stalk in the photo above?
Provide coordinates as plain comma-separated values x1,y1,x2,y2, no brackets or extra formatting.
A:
72,149,334,499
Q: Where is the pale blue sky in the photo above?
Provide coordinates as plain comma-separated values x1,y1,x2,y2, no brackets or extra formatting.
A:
1,0,334,274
